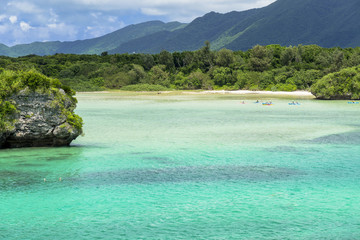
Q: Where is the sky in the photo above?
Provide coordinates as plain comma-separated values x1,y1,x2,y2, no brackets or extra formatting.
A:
0,0,276,46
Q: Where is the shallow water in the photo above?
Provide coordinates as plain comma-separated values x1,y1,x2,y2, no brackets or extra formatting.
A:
1,93,360,239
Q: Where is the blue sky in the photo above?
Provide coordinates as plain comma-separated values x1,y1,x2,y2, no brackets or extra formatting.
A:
0,0,276,46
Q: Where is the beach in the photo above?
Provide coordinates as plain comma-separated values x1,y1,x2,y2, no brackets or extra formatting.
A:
78,90,315,98
184,90,315,96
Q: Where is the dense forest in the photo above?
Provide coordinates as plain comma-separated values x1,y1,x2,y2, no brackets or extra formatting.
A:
1,43,360,99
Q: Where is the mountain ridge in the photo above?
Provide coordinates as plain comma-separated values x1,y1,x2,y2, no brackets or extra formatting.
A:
1,0,360,57
1,21,186,57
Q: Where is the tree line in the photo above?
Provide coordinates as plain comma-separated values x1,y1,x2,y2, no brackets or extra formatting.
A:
1,42,360,99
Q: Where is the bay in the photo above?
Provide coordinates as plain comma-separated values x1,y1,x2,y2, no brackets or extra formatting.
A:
1,92,360,239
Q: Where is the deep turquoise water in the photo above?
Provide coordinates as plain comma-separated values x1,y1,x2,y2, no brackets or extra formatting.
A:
1,93,360,239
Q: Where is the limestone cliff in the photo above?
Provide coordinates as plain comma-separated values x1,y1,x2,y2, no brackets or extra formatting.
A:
0,69,83,148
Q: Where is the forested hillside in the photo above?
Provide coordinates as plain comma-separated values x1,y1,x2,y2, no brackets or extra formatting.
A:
1,0,360,56
113,0,360,54
1,44,360,99
0,21,186,57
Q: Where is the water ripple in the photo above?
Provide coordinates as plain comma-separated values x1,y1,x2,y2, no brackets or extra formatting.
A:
76,165,303,185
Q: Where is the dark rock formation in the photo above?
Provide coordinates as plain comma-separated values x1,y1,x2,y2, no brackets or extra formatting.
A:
0,89,82,148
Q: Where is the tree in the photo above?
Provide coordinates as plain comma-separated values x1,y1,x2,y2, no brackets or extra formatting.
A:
128,64,148,84
311,66,360,99
212,67,235,87
331,49,344,71
280,46,301,66
158,50,175,71
248,45,273,71
139,54,155,71
215,49,235,67
196,41,215,72
187,69,213,90
104,72,131,89
149,65,170,87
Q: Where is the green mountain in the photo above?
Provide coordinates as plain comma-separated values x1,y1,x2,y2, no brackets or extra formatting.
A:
1,0,360,57
0,21,186,57
225,0,360,50
109,10,259,53
110,0,360,53
0,44,11,56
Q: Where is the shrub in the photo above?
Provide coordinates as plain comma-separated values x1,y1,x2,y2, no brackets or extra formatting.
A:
121,84,170,91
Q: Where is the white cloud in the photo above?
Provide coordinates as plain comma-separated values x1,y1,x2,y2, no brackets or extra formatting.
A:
46,22,77,36
0,24,9,34
49,9,59,23
141,8,167,16
90,12,102,19
20,21,32,31
0,0,277,46
108,16,117,23
7,1,42,14
9,15,17,24
0,15,7,22
36,0,275,20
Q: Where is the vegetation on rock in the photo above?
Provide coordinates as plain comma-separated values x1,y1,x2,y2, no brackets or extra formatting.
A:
0,69,83,148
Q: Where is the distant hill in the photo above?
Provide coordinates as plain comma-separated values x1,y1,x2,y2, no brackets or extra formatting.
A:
0,21,186,57
224,0,360,50
111,0,360,53
109,10,259,53
1,0,360,57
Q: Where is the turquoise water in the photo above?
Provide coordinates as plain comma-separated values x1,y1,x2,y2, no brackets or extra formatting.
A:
1,93,360,239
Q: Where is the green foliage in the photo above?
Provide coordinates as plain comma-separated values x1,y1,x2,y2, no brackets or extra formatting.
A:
0,100,17,131
212,67,235,87
267,83,297,92
22,70,51,90
2,44,360,99
247,45,273,71
0,69,83,133
215,49,235,67
63,109,83,131
187,70,212,90
311,66,360,99
148,65,170,87
121,84,170,91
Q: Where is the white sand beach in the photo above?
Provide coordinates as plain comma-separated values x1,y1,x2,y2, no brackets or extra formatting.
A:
78,90,315,98
184,90,314,96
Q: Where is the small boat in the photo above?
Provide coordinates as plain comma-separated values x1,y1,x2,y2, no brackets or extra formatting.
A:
348,101,359,104
262,102,273,106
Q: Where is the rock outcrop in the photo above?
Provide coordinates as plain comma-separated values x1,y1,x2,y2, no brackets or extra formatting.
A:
0,70,83,149
1,90,81,148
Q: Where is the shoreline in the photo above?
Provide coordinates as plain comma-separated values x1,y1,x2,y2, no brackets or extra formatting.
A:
77,90,315,97
184,90,314,96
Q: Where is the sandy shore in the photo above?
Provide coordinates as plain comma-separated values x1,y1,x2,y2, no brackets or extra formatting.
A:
78,90,315,98
183,90,314,96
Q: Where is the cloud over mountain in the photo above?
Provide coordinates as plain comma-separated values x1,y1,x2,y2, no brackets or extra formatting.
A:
0,0,275,46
